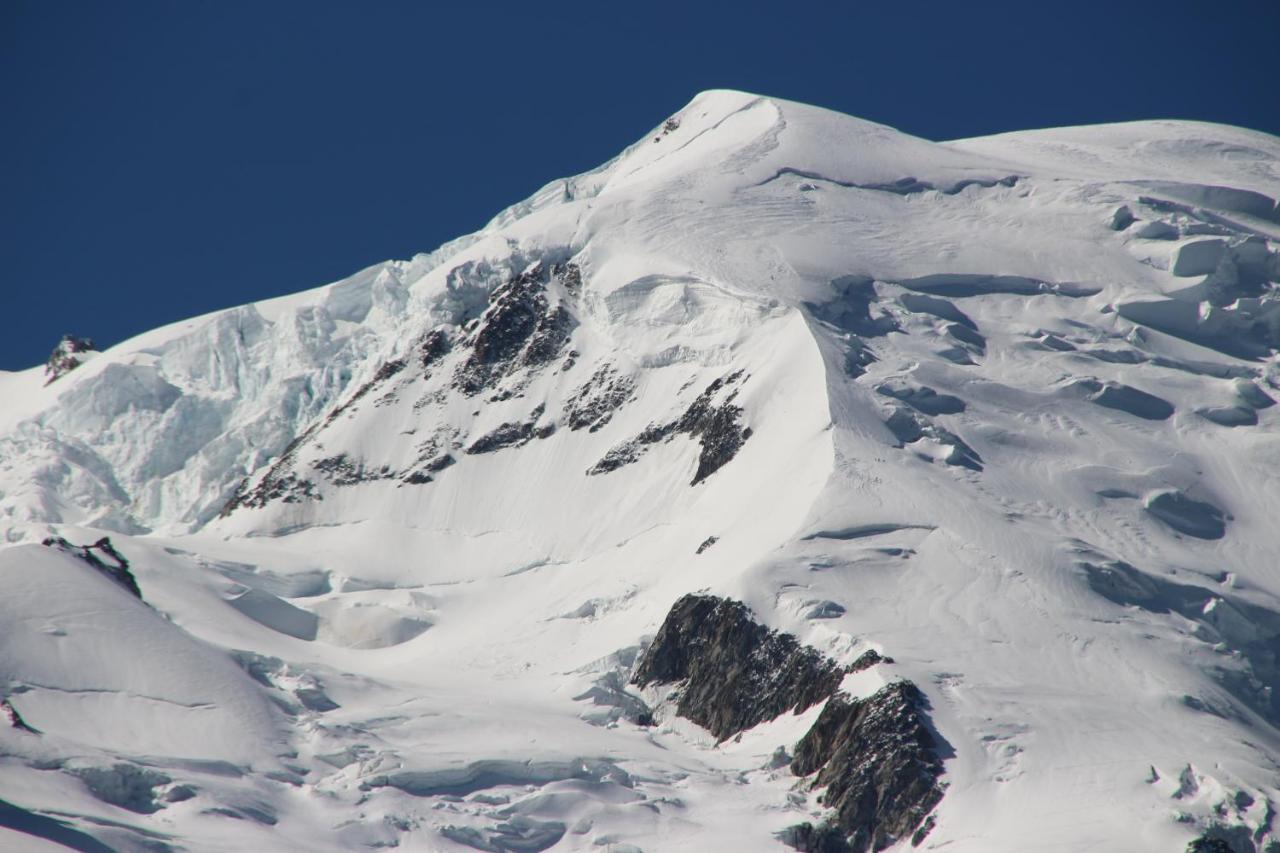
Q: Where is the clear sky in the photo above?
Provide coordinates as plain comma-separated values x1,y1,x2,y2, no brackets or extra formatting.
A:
3,0,1278,369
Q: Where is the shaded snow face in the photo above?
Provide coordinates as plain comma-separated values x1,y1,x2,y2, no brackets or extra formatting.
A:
1,90,1280,851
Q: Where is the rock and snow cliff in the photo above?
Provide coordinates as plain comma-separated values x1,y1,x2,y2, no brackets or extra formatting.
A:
2,90,1280,851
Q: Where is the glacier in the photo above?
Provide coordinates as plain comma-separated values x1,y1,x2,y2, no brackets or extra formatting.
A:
1,89,1279,851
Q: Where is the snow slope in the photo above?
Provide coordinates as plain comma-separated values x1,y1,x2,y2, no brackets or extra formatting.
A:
2,89,1280,851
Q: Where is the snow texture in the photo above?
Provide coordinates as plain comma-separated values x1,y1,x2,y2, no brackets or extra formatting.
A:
2,89,1280,851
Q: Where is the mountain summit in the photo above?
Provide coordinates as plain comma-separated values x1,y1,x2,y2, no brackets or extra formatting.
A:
2,91,1279,851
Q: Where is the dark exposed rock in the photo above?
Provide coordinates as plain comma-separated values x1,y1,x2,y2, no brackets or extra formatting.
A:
468,421,536,454
312,454,396,487
224,471,321,513
848,650,892,672
404,451,457,484
372,358,406,383
588,370,751,485
330,359,409,421
632,595,845,741
466,405,551,455
653,116,681,143
522,306,573,368
368,359,409,408
453,264,578,396
471,270,546,365
222,352,410,515
587,437,649,474
635,595,942,852
44,334,95,384
695,535,718,554
565,365,636,432
554,261,582,294
419,328,452,370
779,821,856,852
789,682,943,853
42,536,142,599
911,815,937,846
687,402,753,485
425,453,456,472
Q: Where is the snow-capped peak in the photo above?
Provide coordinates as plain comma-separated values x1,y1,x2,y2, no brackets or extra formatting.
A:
2,92,1279,851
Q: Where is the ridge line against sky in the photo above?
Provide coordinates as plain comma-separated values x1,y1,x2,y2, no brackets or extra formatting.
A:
3,0,1278,370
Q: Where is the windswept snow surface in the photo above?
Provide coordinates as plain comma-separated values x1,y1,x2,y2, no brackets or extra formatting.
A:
3,90,1280,851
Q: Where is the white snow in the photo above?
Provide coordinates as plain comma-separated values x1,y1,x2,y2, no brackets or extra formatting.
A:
2,89,1279,851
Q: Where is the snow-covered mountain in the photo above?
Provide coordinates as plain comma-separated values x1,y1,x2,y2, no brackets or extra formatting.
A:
2,90,1279,852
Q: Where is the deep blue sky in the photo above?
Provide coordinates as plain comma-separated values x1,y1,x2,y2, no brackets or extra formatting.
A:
3,1,1278,370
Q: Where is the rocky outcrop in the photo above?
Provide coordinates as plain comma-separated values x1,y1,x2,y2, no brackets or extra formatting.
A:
312,454,397,487
219,261,580,516
633,595,844,739
419,328,452,371
452,264,577,396
633,594,944,852
225,470,321,512
589,370,751,485
42,536,142,599
401,452,455,486
564,364,635,432
789,682,943,852
44,334,95,384
466,404,555,455
220,353,410,514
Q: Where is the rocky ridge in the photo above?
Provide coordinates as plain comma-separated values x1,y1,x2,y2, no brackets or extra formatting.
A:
633,594,943,851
